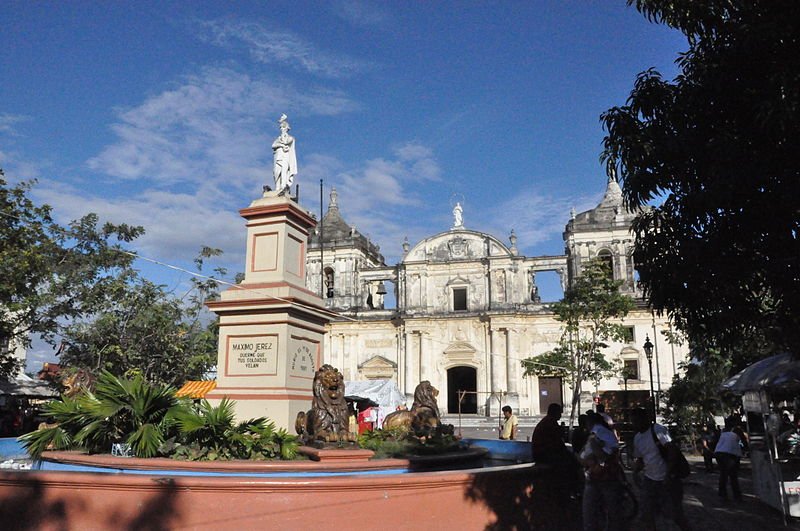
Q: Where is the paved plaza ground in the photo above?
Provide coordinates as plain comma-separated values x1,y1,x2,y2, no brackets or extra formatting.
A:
456,421,798,530
661,455,798,531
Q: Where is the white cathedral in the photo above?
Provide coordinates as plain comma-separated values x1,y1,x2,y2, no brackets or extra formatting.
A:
304,178,688,417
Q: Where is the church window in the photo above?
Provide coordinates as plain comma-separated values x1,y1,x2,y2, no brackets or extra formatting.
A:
324,267,335,298
621,326,635,344
453,287,468,311
623,359,639,381
597,250,614,278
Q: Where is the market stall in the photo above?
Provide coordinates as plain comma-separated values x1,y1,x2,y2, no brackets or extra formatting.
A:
723,353,800,520
0,374,58,436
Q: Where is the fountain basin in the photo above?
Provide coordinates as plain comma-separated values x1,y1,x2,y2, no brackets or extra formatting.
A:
0,439,539,530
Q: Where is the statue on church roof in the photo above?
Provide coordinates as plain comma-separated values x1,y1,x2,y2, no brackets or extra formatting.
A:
272,114,297,196
330,187,339,209
453,202,463,229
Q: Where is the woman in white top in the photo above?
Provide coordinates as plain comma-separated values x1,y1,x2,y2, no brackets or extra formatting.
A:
714,416,743,500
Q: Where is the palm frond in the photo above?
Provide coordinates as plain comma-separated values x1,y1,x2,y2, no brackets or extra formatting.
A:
18,425,76,461
75,418,118,453
128,423,164,458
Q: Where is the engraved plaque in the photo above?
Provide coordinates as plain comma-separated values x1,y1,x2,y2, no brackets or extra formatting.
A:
226,335,279,376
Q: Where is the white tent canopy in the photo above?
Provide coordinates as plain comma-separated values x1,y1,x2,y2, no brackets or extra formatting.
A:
345,379,406,428
0,373,57,399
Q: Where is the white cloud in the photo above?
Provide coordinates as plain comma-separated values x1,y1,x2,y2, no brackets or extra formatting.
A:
0,113,29,136
87,67,358,190
483,185,600,253
198,19,369,78
35,134,444,277
32,179,246,268
0,150,42,180
32,140,442,277
25,339,59,374
303,142,444,262
333,0,390,28
0,114,43,180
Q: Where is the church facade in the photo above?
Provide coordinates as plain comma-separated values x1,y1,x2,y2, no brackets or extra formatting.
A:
305,180,687,416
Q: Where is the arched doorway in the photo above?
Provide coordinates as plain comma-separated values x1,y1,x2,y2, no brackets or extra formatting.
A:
447,366,477,414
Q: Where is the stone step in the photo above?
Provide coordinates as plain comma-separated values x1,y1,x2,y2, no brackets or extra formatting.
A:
441,414,544,428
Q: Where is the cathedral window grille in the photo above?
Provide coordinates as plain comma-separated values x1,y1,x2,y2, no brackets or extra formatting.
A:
324,267,335,298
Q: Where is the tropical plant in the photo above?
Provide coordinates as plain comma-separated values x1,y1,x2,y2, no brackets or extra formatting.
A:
662,349,740,445
356,425,461,458
166,398,299,461
20,374,300,462
78,370,182,457
357,427,414,458
20,370,183,459
522,259,635,425
18,393,90,461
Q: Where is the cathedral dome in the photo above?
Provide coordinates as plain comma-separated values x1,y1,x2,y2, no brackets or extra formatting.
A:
308,188,384,265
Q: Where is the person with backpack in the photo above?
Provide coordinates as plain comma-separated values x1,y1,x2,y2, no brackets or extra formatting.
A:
579,411,624,531
631,408,691,531
714,416,743,501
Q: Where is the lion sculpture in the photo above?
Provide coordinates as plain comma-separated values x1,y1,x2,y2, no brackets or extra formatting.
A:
62,369,95,398
382,381,443,437
296,364,354,445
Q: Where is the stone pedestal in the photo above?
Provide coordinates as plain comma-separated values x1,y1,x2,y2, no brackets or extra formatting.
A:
206,194,329,431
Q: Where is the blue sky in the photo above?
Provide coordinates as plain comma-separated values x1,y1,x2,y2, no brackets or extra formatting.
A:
1,2,686,370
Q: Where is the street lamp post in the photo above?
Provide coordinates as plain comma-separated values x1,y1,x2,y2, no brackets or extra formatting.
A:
623,374,630,408
643,335,656,421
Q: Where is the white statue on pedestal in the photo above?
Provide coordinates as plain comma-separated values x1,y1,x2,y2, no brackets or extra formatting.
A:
453,202,463,228
272,114,297,195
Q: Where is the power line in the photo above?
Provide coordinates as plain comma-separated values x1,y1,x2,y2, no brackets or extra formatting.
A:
116,249,359,323
2,205,358,323
4,205,649,375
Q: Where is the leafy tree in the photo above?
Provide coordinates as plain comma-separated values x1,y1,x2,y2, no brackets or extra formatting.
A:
601,1,800,354
58,248,223,386
662,349,738,446
0,172,143,379
523,260,635,424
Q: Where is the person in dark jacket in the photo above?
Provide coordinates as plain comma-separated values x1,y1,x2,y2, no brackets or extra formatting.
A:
532,403,565,462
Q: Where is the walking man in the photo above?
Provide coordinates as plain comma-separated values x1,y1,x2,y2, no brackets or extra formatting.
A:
579,411,624,531
532,403,583,502
631,408,690,530
715,416,743,500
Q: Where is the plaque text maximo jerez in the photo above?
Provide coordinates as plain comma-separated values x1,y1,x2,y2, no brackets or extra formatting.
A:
226,335,279,376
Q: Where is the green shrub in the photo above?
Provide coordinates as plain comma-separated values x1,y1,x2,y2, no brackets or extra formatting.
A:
19,373,299,461
20,370,182,459
356,425,461,458
167,398,299,461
